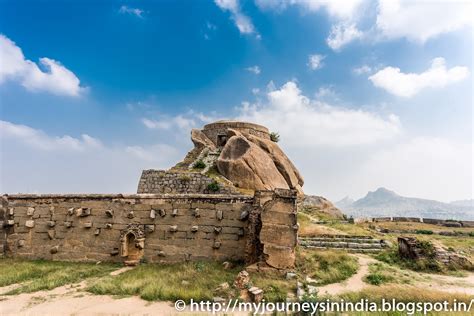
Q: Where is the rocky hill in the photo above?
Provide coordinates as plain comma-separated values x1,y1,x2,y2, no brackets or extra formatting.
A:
300,195,344,219
336,187,474,220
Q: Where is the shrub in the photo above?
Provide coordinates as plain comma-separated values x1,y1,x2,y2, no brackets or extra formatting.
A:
365,272,393,286
207,181,220,192
415,229,433,235
270,132,280,142
178,174,191,182
193,160,206,169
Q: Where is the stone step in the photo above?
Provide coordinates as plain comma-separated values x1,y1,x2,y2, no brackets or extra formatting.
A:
300,240,384,249
302,246,384,253
301,237,382,244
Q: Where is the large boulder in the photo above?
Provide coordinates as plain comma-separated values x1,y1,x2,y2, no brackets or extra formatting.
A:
217,136,290,191
191,129,216,150
245,133,304,189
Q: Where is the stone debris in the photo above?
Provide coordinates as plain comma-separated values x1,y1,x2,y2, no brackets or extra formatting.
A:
150,209,156,219
25,220,35,228
248,287,264,303
169,225,178,232
216,210,223,220
105,209,114,217
191,225,199,232
84,222,93,228
233,270,250,290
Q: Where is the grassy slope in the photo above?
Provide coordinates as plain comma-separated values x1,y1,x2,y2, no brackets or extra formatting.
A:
0,258,118,294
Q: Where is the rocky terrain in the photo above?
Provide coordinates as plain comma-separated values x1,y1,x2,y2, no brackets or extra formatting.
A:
337,187,474,220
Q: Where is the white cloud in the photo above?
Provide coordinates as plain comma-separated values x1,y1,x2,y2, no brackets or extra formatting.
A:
326,23,362,51
236,81,401,147
308,54,325,70
369,57,469,97
142,111,219,132
246,65,261,75
376,0,472,43
353,65,372,75
0,35,84,97
0,120,101,151
252,88,260,95
214,0,256,36
0,120,181,193
119,5,145,18
255,0,364,19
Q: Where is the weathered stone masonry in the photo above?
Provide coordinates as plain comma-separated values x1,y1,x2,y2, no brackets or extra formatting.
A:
0,190,297,269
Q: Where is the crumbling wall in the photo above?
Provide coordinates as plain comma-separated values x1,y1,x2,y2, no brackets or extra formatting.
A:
245,189,298,270
2,194,253,263
137,170,239,194
0,196,7,256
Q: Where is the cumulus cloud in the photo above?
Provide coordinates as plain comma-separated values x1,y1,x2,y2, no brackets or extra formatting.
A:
369,57,469,97
376,0,472,43
246,65,261,75
0,120,101,151
308,54,325,70
327,23,362,51
119,5,145,18
236,81,401,147
214,0,256,36
0,120,181,193
142,111,218,132
0,34,84,97
255,0,364,19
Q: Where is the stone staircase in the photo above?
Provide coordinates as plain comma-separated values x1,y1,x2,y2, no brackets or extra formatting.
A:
299,235,389,253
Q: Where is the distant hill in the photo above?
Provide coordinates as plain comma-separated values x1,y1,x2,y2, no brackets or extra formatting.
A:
450,199,474,208
336,188,474,220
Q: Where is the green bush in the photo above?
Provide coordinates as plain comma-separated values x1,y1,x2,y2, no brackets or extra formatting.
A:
270,132,280,142
365,273,393,286
193,160,206,169
415,229,433,235
207,181,220,192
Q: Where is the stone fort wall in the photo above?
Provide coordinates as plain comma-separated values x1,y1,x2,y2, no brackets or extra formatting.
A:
202,121,270,146
137,170,239,195
0,190,297,269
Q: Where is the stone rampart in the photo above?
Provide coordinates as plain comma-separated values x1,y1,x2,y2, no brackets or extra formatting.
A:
137,170,239,195
1,190,298,269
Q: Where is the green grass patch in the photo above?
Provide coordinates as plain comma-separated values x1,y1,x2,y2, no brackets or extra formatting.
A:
297,249,359,285
87,261,242,302
0,258,118,294
374,248,445,273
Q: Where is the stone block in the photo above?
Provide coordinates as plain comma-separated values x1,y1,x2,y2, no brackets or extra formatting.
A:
27,207,35,216
25,220,35,228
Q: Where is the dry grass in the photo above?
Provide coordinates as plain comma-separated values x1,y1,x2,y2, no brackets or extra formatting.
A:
339,284,472,303
298,213,345,236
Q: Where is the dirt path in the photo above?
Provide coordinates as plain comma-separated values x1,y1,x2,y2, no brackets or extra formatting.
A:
317,255,376,296
316,254,474,296
0,266,182,316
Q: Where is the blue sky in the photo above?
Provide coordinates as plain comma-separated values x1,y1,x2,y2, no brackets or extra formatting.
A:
0,0,472,202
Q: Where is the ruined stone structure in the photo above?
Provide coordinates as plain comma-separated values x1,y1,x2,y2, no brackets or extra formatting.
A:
0,121,302,270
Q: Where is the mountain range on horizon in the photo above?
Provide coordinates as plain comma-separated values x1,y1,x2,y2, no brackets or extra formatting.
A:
335,187,474,220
